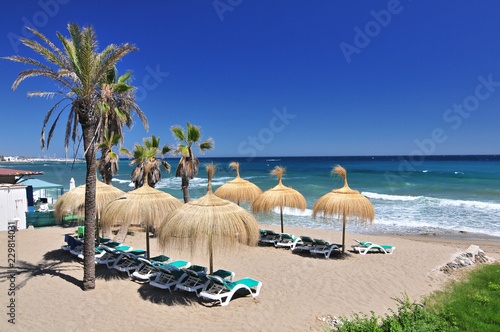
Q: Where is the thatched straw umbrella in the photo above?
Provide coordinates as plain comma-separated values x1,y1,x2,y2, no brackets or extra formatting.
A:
214,162,262,205
54,179,125,241
252,166,306,234
158,164,260,274
312,165,375,254
100,181,183,260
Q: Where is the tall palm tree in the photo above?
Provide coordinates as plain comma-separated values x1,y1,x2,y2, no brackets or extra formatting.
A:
97,67,148,184
97,131,120,185
171,122,214,202
121,135,172,188
3,23,138,291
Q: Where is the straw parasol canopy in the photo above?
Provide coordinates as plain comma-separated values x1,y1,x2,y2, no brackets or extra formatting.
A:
100,182,183,259
158,164,260,274
214,162,262,205
54,179,125,222
312,165,375,254
251,166,306,234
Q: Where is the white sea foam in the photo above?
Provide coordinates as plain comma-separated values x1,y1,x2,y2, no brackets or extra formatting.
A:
362,192,422,201
431,197,500,211
364,191,500,211
272,206,313,217
112,178,131,184
155,176,233,189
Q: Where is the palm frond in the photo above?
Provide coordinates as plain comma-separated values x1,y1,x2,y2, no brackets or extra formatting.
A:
171,126,185,141
40,99,68,149
199,138,214,151
161,160,171,173
27,91,58,99
187,122,201,143
119,147,130,155
24,26,70,69
161,145,172,155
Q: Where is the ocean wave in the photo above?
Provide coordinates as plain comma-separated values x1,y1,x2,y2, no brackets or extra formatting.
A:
112,178,131,184
362,192,422,201
430,197,500,211
363,191,500,211
272,206,313,217
266,159,281,162
155,176,233,189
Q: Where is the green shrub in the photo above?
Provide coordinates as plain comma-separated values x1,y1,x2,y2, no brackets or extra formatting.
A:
330,263,500,332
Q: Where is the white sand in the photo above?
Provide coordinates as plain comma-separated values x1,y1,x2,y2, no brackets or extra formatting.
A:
1,225,499,331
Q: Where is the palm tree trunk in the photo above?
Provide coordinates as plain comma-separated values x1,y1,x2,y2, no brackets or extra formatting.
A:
181,177,190,203
82,123,97,291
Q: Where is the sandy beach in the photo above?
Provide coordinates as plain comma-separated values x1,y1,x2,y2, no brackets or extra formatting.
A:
1,225,499,331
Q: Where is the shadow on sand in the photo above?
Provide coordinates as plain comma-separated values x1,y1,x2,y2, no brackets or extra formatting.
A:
95,265,131,281
0,252,82,290
137,283,198,306
291,250,351,260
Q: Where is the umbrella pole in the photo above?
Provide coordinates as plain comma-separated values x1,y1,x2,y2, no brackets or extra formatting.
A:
96,217,100,245
342,215,346,254
209,237,213,274
146,225,151,260
280,206,284,233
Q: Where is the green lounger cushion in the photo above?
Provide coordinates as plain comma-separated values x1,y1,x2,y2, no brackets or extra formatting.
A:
167,260,189,268
226,278,260,290
128,249,146,255
151,255,170,262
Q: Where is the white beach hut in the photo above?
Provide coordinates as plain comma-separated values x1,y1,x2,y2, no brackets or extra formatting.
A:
0,184,28,231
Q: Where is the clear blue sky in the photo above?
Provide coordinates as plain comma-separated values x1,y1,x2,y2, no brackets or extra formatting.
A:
1,0,499,158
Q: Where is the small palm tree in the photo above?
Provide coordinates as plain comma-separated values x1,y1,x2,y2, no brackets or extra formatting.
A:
171,122,214,202
121,135,172,188
98,67,148,143
97,67,148,184
97,131,120,185
3,23,139,291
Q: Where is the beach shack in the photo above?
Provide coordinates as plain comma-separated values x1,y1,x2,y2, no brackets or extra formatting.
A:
18,178,64,209
0,183,28,231
0,168,64,228
19,178,64,227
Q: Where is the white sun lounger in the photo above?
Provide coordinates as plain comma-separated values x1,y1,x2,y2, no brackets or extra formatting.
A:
310,242,342,258
176,269,234,296
352,239,396,255
199,275,262,306
148,261,193,292
130,255,171,280
274,233,300,249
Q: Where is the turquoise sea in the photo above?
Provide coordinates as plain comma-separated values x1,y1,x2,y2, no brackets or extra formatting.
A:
3,155,500,238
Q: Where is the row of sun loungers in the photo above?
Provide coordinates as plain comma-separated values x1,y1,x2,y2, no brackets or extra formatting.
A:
259,230,343,258
61,235,262,306
259,230,395,256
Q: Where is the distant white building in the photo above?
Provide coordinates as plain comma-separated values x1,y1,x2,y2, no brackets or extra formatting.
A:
4,156,19,162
